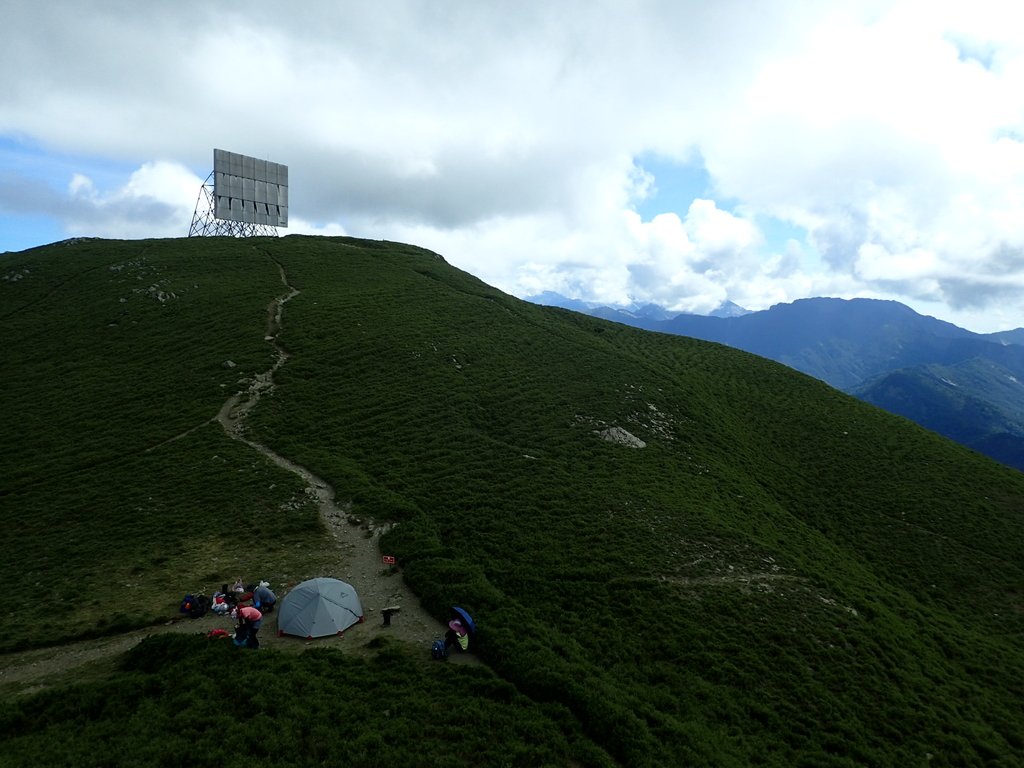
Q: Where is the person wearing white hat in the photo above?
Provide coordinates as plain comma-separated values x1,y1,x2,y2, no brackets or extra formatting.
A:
252,581,277,613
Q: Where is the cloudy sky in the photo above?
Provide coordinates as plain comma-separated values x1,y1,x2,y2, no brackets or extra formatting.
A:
3,1,1024,332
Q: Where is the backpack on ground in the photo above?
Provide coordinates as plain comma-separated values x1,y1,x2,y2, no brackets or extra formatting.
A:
187,594,211,619
431,639,448,660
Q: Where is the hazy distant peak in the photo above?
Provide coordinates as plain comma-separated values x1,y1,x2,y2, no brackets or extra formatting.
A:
708,300,750,318
524,292,749,322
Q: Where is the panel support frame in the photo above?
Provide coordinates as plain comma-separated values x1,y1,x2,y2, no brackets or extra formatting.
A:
188,172,280,238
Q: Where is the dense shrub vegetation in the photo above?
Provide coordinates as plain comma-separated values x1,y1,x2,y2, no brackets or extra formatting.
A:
0,240,325,653
2,236,1023,765
0,634,579,767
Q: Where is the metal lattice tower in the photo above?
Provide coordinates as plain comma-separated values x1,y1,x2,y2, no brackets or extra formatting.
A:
188,150,288,237
188,172,280,237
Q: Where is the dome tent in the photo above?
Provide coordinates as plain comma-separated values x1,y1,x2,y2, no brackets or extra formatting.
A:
277,577,364,639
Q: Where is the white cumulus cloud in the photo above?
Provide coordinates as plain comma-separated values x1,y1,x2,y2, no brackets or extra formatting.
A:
62,161,204,239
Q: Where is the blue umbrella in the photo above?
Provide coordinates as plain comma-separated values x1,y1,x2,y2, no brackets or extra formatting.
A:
451,606,476,634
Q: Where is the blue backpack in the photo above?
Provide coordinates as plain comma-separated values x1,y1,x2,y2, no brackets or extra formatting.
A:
431,640,448,660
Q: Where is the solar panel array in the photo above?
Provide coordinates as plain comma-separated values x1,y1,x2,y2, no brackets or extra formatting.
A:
213,148,288,227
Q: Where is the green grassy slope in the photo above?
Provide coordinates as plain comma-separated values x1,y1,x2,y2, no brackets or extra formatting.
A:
0,635,579,768
2,236,1024,767
0,239,328,649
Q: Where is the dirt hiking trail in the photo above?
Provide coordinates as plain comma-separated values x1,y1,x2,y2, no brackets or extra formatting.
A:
0,259,472,693
213,259,461,654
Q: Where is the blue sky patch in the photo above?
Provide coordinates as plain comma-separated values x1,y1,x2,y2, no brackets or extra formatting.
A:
633,152,712,221
634,152,810,257
0,136,136,191
0,213,64,253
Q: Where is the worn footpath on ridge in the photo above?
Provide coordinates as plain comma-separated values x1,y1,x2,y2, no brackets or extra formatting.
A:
213,261,462,656
0,259,473,693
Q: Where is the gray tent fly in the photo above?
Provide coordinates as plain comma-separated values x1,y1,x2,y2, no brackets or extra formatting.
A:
277,577,364,639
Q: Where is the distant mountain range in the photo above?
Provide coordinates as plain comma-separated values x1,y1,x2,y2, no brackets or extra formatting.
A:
527,293,1024,470
527,292,751,323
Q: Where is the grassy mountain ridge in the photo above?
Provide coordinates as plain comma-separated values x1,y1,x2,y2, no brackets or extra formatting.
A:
620,298,1024,471
540,293,1024,471
2,236,1024,766
1,238,323,649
